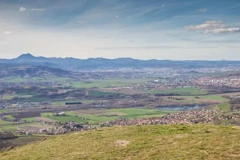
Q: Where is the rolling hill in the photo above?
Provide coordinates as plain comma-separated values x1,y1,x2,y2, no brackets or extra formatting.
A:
0,53,240,70
0,124,240,160
0,66,73,78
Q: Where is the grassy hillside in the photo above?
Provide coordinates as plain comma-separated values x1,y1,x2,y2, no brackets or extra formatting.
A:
1,125,240,160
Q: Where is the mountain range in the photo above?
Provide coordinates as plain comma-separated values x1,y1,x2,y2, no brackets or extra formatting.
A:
0,53,239,70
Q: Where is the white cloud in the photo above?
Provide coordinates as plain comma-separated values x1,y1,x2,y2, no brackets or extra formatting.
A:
199,8,207,12
3,31,11,35
19,7,26,12
32,8,45,11
185,21,224,30
204,28,240,34
185,21,240,34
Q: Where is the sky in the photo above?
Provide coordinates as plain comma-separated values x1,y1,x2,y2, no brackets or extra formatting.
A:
0,0,240,60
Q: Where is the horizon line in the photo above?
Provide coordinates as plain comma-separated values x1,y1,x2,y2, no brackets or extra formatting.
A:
1,53,240,61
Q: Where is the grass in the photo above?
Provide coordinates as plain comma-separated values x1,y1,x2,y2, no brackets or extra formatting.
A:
41,115,86,123
6,135,49,148
0,94,33,100
0,122,52,131
22,118,36,123
1,124,240,160
87,90,121,97
107,108,169,119
150,87,207,96
182,95,227,103
217,103,231,111
200,95,227,102
0,120,14,125
3,115,15,121
67,78,152,88
41,108,170,124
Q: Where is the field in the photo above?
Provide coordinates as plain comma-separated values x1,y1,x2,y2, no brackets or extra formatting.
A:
217,103,231,111
41,108,170,124
150,87,207,96
0,122,54,132
1,124,240,160
66,78,152,88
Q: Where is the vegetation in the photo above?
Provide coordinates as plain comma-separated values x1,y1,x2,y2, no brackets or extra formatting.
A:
67,78,152,88
41,108,170,124
1,125,240,160
218,103,231,111
150,87,207,96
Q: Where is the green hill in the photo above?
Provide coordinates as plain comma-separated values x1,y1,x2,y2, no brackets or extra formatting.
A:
1,125,240,160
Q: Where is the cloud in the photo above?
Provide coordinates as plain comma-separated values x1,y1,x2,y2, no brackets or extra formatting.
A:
19,7,26,12
198,8,207,12
185,21,224,30
95,46,187,50
3,31,11,35
185,21,240,34
32,8,45,11
0,41,8,45
204,28,240,34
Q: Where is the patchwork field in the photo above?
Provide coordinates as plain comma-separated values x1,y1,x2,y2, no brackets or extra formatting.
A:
41,108,170,124
150,87,207,96
66,78,152,88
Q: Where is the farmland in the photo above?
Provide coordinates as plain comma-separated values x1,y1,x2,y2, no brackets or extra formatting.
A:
1,64,240,153
150,87,207,96
66,78,153,88
41,108,170,124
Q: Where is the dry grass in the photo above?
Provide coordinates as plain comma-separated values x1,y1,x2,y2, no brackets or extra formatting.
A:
1,124,240,160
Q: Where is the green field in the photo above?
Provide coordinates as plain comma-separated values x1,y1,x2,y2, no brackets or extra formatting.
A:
1,125,240,160
200,95,227,102
67,78,152,88
41,108,170,124
150,87,207,96
3,115,15,121
217,103,231,111
1,94,33,100
87,90,121,97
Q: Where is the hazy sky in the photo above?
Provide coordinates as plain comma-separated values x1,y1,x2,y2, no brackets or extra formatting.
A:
0,0,240,60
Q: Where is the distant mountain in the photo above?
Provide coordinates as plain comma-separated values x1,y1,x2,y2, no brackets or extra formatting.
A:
16,53,36,60
0,53,239,70
0,66,73,78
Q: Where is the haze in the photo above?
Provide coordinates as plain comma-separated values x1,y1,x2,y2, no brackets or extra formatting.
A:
0,0,240,60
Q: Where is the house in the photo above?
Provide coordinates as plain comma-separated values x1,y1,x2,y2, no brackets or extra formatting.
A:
56,112,66,116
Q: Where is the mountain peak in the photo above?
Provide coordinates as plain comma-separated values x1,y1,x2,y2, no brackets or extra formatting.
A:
16,53,35,60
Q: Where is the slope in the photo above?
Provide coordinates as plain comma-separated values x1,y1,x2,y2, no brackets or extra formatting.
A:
0,124,240,160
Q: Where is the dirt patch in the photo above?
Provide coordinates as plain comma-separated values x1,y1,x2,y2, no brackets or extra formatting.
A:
115,140,130,147
175,134,189,138
232,126,240,129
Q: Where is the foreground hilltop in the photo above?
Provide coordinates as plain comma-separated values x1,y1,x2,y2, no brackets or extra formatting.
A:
1,125,240,160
